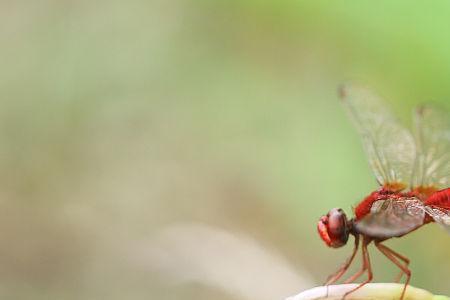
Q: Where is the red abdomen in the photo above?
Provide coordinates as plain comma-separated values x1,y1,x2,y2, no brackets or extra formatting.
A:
424,188,450,209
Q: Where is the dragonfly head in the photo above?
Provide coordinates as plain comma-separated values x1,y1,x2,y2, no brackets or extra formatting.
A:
317,208,350,248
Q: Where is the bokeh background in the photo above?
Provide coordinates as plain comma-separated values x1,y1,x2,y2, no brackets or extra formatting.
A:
1,1,450,299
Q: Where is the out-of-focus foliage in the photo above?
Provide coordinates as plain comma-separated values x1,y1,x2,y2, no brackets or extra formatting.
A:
1,1,449,299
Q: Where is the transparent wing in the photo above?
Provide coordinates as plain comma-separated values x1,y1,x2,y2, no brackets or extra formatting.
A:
411,105,450,189
354,198,426,238
340,84,416,188
424,206,450,234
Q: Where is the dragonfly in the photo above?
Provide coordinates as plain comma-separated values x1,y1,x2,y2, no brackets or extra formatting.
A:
317,84,450,300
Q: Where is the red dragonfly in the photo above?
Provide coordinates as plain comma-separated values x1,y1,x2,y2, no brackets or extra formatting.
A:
317,84,450,299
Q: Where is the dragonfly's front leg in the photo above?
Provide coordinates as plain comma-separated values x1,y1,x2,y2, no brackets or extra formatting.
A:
343,246,367,283
342,237,373,300
324,234,360,285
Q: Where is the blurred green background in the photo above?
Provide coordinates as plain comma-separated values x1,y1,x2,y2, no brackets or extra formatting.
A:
1,1,450,299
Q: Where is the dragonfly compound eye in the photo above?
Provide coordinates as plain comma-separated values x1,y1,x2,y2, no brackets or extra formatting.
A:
326,208,349,248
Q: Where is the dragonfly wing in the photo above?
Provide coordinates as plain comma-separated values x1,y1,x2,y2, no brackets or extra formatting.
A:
424,206,450,234
354,198,426,239
411,104,450,190
340,84,416,188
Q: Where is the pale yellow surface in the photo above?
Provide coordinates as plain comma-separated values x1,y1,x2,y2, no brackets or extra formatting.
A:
288,283,449,300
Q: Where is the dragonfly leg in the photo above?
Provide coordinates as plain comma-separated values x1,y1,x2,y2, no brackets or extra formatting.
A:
324,234,360,285
386,245,410,282
343,247,367,283
342,237,373,300
375,242,411,300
